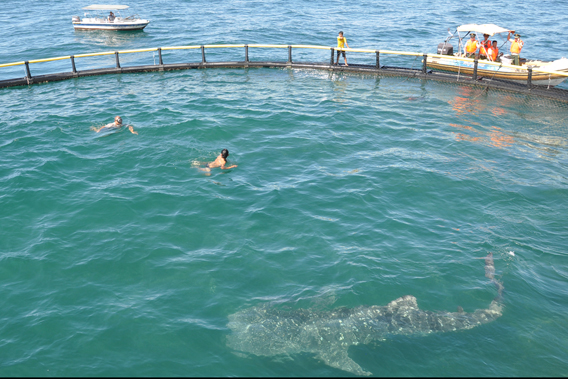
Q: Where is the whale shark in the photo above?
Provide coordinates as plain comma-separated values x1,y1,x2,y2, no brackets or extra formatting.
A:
227,253,503,376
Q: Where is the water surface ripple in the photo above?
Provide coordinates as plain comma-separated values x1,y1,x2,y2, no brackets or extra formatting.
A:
1,0,568,376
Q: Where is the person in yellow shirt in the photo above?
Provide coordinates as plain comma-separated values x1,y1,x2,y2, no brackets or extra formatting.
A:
507,31,524,66
464,33,479,58
335,31,350,66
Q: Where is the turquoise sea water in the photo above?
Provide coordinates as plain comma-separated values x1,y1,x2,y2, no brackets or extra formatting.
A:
1,0,568,377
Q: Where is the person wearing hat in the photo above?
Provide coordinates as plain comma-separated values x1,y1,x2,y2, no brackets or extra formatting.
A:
479,33,491,60
464,33,479,58
507,31,524,65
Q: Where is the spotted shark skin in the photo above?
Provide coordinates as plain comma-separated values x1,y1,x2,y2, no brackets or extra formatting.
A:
227,253,503,376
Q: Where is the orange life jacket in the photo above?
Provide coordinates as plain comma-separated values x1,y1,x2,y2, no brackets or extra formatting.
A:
488,47,499,61
480,40,491,56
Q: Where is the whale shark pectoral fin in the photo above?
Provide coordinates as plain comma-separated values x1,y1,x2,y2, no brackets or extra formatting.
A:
316,347,371,376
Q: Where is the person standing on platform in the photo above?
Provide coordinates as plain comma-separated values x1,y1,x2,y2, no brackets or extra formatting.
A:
507,31,524,66
335,31,350,66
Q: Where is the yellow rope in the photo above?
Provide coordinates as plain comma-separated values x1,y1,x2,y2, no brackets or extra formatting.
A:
0,44,566,78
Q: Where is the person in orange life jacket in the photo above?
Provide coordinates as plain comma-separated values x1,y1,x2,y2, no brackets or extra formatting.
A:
464,33,479,58
487,40,501,62
507,31,524,66
479,33,491,59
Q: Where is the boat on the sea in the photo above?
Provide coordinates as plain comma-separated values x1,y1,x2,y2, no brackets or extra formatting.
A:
428,24,568,87
72,5,150,31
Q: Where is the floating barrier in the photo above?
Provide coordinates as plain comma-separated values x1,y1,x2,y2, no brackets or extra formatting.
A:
1,44,568,102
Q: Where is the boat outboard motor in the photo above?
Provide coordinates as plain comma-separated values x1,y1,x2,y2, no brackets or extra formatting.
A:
72,15,80,23
437,42,454,55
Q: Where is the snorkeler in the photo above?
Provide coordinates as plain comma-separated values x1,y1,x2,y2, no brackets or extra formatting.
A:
92,116,138,134
198,149,237,172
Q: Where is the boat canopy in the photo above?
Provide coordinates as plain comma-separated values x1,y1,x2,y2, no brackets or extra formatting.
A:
456,24,511,36
82,4,130,10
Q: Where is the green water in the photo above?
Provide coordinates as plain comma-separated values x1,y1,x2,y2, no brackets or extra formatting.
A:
1,68,568,376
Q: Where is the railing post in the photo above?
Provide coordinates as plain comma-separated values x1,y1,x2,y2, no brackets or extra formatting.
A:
472,58,478,80
288,45,292,64
70,55,77,74
422,53,428,74
527,67,533,89
115,51,120,68
330,48,334,66
24,61,31,79
158,48,163,65
201,45,206,64
245,44,249,63
375,51,380,69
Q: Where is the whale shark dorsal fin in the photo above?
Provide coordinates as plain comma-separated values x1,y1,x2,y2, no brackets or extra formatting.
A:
387,295,418,310
316,347,371,376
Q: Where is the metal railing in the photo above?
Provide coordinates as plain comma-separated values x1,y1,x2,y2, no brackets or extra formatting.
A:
1,44,567,89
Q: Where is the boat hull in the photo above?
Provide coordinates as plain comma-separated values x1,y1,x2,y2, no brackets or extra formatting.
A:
427,57,568,87
73,22,149,31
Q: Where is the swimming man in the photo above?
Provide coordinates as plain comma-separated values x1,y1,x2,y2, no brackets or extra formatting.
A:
198,149,237,172
92,116,137,134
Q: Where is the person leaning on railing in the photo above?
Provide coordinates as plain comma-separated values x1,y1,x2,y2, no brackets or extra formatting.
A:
507,31,524,65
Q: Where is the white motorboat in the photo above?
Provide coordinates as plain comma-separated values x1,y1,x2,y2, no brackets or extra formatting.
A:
428,24,568,87
72,5,150,31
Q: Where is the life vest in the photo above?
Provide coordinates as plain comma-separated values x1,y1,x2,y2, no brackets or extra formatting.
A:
511,40,523,54
465,40,478,54
480,40,491,55
488,47,498,61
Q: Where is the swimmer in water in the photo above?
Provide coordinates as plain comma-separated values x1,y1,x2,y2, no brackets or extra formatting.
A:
198,149,237,172
92,116,138,134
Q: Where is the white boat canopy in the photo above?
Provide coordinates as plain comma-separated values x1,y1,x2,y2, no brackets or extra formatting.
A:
456,24,511,36
82,4,130,10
